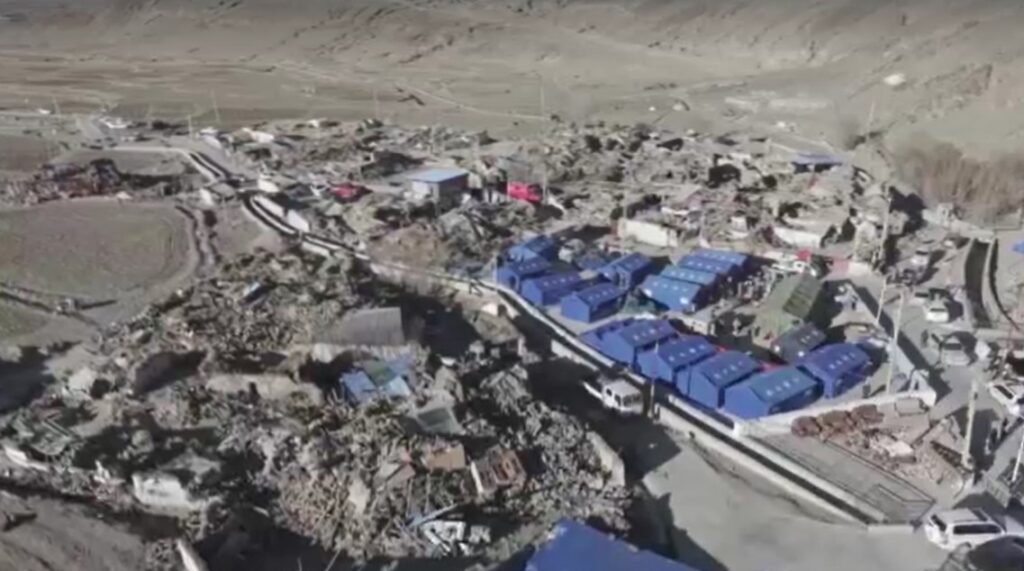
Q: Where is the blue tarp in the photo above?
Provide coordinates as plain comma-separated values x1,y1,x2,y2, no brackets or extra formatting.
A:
676,255,735,277
581,318,637,350
640,275,705,312
521,271,583,305
507,235,559,262
723,366,820,419
637,335,716,383
691,248,748,268
340,359,414,405
526,519,699,571
1014,240,1024,255
800,343,872,398
772,323,827,363
561,282,625,323
659,265,719,287
598,253,654,288
684,351,761,408
600,319,677,367
495,257,551,289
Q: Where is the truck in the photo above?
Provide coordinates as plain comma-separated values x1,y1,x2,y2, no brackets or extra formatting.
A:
581,374,644,415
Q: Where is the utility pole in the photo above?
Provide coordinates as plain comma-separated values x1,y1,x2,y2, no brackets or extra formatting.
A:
210,90,221,125
876,278,888,325
1013,426,1024,483
962,377,979,470
51,96,61,119
886,288,905,393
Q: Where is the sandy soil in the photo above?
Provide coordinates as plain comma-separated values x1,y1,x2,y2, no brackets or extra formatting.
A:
1,0,1022,155
0,494,147,571
0,199,191,298
0,198,199,345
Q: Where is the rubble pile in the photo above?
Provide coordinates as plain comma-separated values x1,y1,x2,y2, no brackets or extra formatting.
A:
95,249,380,363
1,158,198,206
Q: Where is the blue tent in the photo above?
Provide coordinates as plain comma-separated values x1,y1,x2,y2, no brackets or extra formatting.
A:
772,323,827,364
684,351,760,408
598,252,655,288
676,255,735,277
507,234,559,262
599,319,677,368
1014,240,1024,255
637,335,716,384
800,343,872,398
495,257,551,290
526,519,699,571
691,248,748,269
561,282,626,323
659,265,719,287
722,367,820,419
521,271,583,306
581,318,636,352
639,275,705,313
574,251,616,272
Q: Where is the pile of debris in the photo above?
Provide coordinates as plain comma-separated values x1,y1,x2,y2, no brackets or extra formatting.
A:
791,404,885,438
2,158,198,206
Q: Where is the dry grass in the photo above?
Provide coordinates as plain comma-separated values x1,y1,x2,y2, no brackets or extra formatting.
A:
895,138,1024,223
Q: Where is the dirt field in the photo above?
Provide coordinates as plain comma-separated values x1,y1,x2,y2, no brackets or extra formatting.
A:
2,0,1023,155
0,494,148,571
0,199,193,298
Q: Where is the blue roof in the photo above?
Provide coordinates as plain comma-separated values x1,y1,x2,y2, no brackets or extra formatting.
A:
694,351,760,388
659,265,718,286
650,336,716,368
641,275,703,302
515,234,558,255
676,255,733,276
691,248,747,267
803,343,871,378
406,167,469,183
601,252,652,274
744,367,818,404
581,318,637,346
502,257,552,277
575,251,616,271
526,271,582,292
570,282,625,308
526,519,698,571
612,319,677,348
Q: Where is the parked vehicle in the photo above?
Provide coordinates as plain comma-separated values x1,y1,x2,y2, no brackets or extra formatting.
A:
581,374,643,415
925,300,952,323
988,382,1024,416
1003,350,1024,382
925,509,1021,551
940,335,973,367
911,247,932,268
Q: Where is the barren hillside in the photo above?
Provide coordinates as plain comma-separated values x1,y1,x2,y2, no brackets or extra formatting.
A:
2,0,1023,155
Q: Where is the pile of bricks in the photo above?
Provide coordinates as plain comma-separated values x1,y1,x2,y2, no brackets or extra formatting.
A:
790,404,884,438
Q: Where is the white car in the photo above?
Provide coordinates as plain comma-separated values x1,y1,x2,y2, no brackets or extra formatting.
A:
911,247,932,268
941,336,973,367
581,375,643,415
988,382,1024,416
925,300,951,323
925,509,1018,551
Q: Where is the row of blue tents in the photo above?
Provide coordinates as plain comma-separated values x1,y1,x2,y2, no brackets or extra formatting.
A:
496,234,753,323
581,317,871,419
494,235,871,419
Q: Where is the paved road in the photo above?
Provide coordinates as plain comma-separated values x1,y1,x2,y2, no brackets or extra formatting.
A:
528,360,947,571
